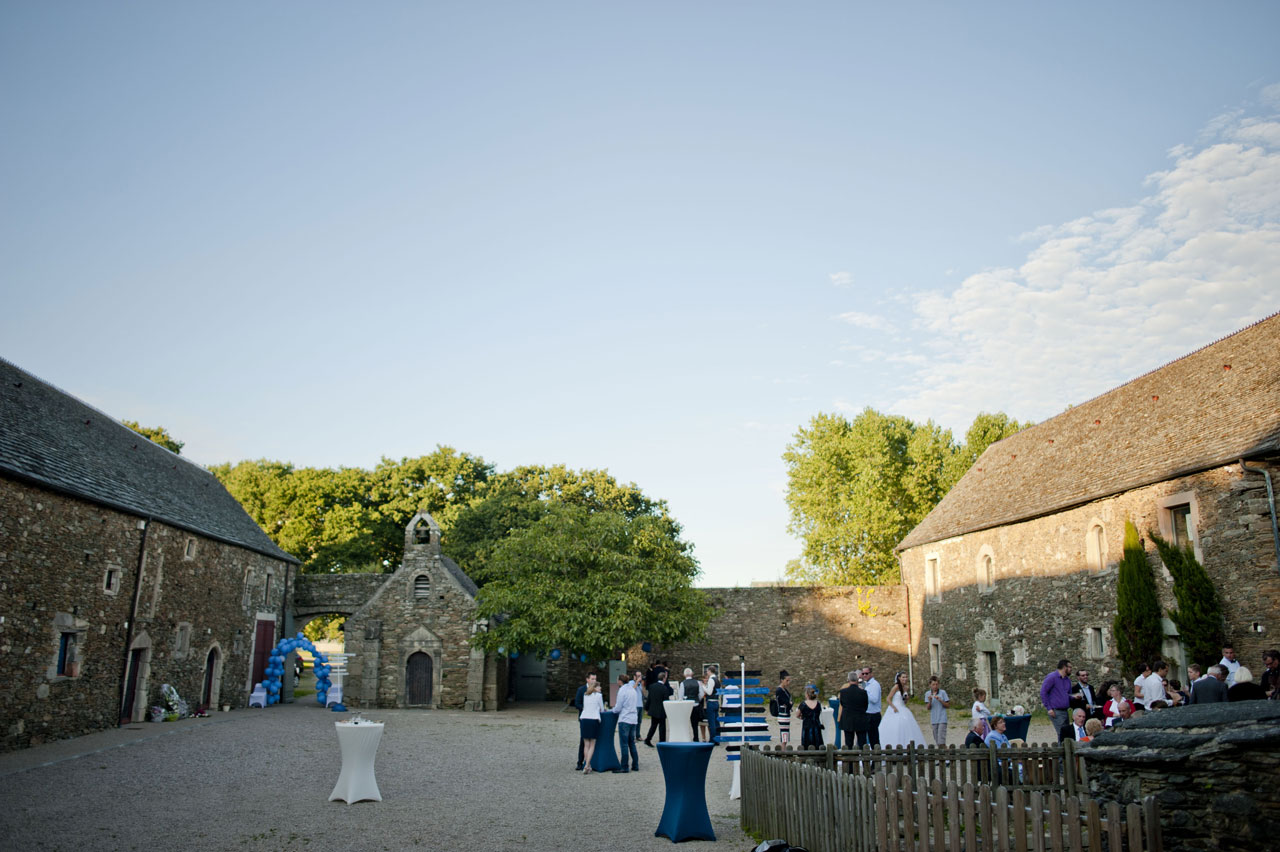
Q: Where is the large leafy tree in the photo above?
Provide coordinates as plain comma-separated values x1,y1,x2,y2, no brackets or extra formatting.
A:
471,503,711,660
123,420,184,455
782,408,1028,585
1150,531,1224,669
1113,520,1164,675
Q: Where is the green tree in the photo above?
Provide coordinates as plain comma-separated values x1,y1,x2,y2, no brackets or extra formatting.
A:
471,504,711,660
782,409,956,584
1150,532,1224,669
123,420,184,454
1113,520,1164,675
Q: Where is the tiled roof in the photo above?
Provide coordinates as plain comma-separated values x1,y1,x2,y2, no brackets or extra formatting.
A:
440,555,479,598
898,312,1280,551
0,358,299,564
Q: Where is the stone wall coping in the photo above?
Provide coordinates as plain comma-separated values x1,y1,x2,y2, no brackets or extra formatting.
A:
1082,701,1280,766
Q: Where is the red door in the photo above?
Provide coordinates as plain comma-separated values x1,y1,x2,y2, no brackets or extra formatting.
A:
251,620,275,688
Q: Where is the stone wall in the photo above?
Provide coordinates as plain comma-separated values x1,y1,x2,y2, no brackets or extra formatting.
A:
342,528,504,711
546,585,913,703
293,574,386,618
899,459,1280,712
1081,701,1280,851
0,476,293,750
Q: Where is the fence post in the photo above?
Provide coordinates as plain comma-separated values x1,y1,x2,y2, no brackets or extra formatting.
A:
1062,738,1076,798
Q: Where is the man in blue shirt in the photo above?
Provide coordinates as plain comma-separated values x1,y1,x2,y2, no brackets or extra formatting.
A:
860,667,883,747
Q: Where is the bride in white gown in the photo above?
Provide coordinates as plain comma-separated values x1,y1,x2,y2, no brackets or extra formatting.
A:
878,671,927,747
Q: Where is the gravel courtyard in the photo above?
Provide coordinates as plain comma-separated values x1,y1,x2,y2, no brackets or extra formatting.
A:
0,701,752,852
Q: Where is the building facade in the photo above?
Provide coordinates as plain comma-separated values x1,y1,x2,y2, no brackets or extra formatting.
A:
897,314,1280,711
0,358,299,750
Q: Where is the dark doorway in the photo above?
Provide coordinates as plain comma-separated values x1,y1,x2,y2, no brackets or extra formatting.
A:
202,647,220,706
406,652,433,706
252,619,275,688
121,648,145,724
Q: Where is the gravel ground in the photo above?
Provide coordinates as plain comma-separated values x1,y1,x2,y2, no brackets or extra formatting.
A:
0,701,752,852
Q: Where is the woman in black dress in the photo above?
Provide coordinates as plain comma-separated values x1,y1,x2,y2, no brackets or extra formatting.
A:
796,686,824,750
774,670,794,746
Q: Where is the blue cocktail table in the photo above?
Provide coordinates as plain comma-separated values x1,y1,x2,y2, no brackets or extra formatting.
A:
655,741,716,842
591,710,622,773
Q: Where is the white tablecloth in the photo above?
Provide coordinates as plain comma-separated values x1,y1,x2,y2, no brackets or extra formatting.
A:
664,699,696,742
821,707,836,747
330,722,383,803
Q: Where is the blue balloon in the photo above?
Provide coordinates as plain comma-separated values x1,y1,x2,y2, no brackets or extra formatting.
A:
550,649,562,660
581,654,589,663
296,632,305,639
497,647,506,656
510,651,519,659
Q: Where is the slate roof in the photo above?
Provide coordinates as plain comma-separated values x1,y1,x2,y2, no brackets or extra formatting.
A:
0,358,299,564
898,312,1280,552
440,555,479,598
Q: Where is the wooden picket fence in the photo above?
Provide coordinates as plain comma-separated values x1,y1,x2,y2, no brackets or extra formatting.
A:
758,741,1089,798
740,747,1162,852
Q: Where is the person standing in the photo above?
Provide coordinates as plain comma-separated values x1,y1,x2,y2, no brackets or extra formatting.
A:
861,667,882,747
838,671,871,748
680,667,703,741
1219,645,1241,687
1261,650,1280,698
1070,668,1102,721
1132,662,1151,709
643,669,672,746
796,686,824,750
574,672,597,771
925,675,950,746
579,680,604,774
1189,665,1229,703
613,673,640,773
1139,661,1168,709
774,671,794,746
1039,658,1073,743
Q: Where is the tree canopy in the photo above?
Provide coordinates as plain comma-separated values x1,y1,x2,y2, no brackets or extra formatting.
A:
471,503,711,660
782,408,1028,584
123,420,184,455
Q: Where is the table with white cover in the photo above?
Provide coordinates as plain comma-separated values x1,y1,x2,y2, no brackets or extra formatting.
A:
329,721,383,803
663,699,696,743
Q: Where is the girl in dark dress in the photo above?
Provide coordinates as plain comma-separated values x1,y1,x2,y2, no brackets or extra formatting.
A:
774,671,794,746
797,686,824,750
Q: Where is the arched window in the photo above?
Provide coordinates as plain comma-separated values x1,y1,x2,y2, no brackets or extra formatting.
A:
414,519,432,545
413,575,431,600
1086,522,1106,572
976,546,996,593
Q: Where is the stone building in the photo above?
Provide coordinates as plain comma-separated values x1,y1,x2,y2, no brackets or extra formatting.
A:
897,313,1280,711
0,358,300,750
341,512,506,710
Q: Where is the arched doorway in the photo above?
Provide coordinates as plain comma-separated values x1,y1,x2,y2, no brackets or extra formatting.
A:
406,652,433,706
202,647,221,707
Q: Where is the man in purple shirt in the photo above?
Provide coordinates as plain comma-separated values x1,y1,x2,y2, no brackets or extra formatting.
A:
1040,658,1073,743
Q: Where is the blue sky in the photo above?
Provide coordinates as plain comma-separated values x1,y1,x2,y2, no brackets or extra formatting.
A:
3,3,1278,587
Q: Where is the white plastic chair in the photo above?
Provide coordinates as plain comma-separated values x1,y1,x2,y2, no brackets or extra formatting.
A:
249,683,267,708
325,684,344,708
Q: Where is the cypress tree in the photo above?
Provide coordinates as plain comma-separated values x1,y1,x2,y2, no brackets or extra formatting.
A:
1113,520,1163,676
1150,531,1225,669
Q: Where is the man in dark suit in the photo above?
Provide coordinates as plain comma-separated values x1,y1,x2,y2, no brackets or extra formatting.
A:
1069,669,1102,722
1066,708,1090,741
643,670,672,746
1189,665,1229,704
838,671,871,748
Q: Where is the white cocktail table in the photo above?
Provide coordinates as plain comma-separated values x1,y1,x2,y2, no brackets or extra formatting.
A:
664,699,696,742
330,721,383,803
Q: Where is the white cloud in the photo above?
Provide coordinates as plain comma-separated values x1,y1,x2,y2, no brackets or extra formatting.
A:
835,311,896,333
888,110,1280,433
829,271,854,287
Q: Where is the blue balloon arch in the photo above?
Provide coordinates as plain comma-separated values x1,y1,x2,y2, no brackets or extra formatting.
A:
261,633,334,707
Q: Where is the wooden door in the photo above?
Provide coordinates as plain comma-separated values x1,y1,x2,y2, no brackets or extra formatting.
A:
406,652,432,706
252,620,275,687
121,648,144,723
202,648,219,706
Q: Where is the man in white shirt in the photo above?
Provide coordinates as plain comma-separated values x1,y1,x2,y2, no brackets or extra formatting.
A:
860,667,883,747
613,672,641,772
1139,661,1168,708
1219,645,1241,687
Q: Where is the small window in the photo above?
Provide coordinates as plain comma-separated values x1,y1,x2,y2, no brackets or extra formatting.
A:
1169,504,1194,547
976,547,996,593
184,538,198,560
413,575,431,599
1086,522,1106,572
928,639,942,676
57,632,79,677
103,567,121,595
175,623,192,656
263,572,272,606
925,556,941,602
1087,627,1105,659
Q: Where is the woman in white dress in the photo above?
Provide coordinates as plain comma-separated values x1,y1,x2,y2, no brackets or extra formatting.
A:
878,671,927,747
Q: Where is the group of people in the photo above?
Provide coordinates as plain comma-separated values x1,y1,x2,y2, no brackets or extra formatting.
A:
573,662,720,774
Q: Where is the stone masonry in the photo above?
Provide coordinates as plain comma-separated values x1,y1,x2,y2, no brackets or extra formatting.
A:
546,585,912,702
1081,701,1280,851
0,476,293,750
899,459,1280,712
